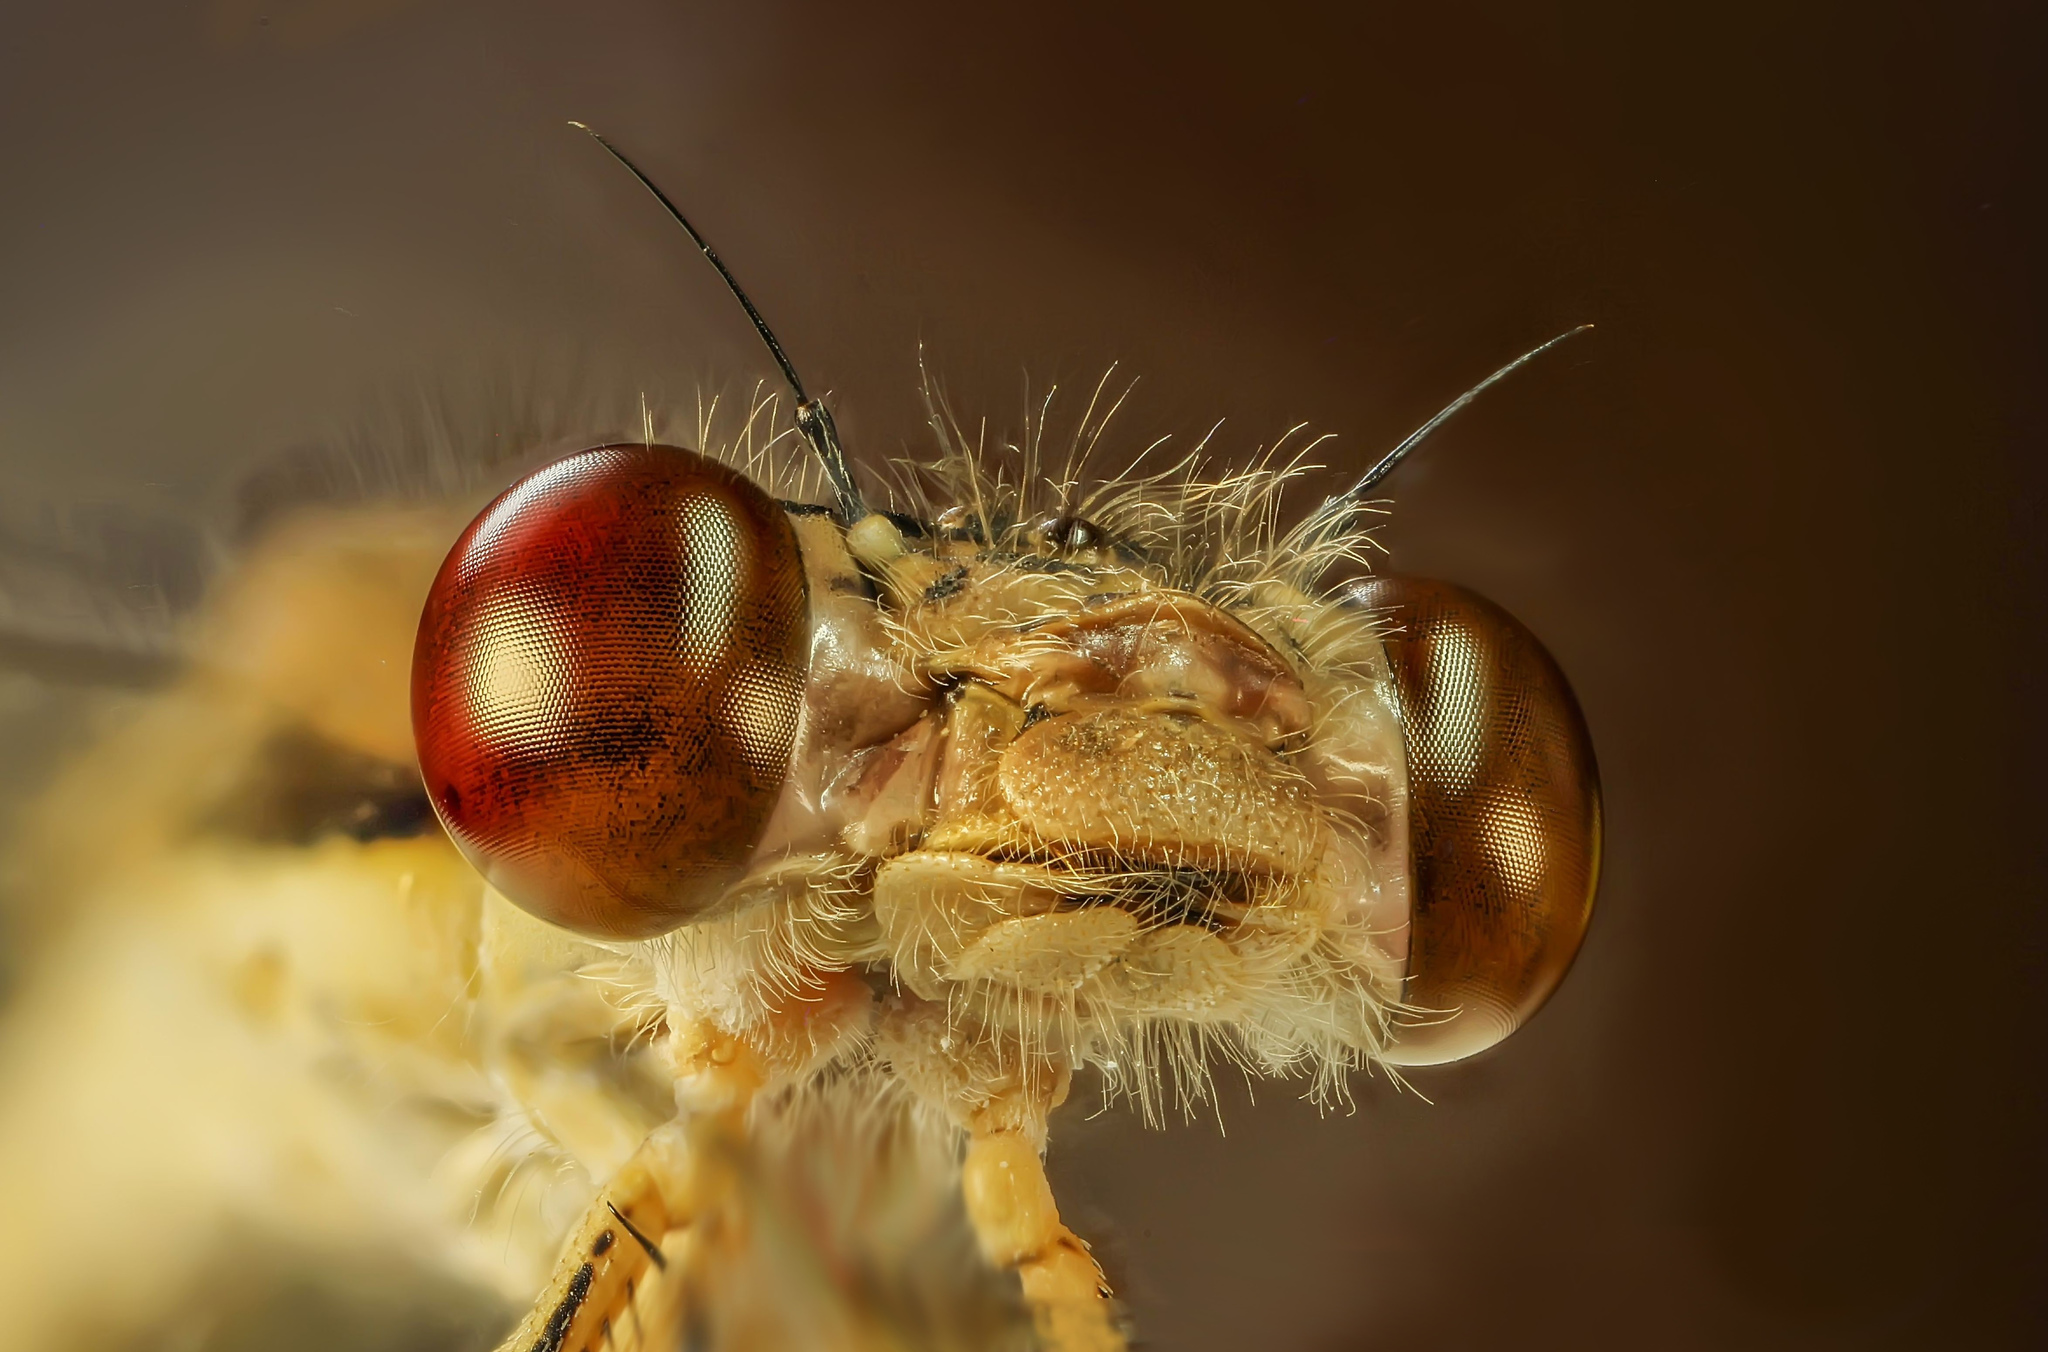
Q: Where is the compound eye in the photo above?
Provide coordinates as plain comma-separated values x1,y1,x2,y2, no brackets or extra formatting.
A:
1351,576,1602,1066
412,445,809,939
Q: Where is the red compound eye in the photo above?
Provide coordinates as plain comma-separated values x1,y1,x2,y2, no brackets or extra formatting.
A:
412,444,809,939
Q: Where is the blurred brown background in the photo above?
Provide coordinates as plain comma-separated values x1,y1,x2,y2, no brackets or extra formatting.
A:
1,1,2042,1348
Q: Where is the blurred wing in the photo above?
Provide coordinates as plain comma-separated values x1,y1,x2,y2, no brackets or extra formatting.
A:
0,502,199,686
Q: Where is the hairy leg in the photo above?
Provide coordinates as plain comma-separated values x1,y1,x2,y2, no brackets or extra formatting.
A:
960,1125,1124,1352
489,1024,764,1352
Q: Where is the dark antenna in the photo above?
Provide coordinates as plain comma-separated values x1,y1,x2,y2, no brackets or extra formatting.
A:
570,122,867,521
1300,324,1593,538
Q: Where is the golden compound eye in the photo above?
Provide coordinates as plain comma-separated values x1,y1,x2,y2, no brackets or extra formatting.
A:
411,444,809,939
1350,576,1602,1066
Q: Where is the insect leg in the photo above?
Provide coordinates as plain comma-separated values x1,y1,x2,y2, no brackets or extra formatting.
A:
488,1133,686,1352
490,1026,766,1352
961,1125,1125,1352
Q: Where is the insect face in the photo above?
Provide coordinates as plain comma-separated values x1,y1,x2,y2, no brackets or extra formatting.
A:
402,413,1599,1345
400,126,1605,1351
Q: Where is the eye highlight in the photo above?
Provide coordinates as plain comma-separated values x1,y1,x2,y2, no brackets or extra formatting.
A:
412,444,809,939
1354,576,1602,1066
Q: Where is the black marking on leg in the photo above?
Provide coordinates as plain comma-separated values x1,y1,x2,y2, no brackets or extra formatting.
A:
593,1229,615,1256
529,1262,595,1352
607,1201,669,1270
